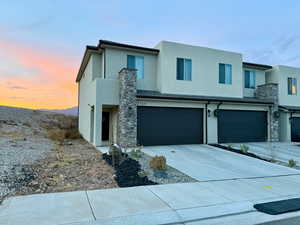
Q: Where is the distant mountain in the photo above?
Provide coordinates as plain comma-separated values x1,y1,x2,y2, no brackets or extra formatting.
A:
40,106,78,116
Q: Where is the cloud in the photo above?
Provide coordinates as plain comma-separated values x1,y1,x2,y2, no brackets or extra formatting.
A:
8,85,27,90
0,37,79,109
243,34,300,67
19,15,54,31
277,35,300,54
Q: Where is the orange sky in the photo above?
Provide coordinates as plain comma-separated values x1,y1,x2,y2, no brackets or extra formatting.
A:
0,38,79,109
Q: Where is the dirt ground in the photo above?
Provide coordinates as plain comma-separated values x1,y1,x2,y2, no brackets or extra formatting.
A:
17,139,118,195
0,106,118,201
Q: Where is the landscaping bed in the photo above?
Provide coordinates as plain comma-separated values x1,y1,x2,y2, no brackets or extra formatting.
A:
102,150,196,187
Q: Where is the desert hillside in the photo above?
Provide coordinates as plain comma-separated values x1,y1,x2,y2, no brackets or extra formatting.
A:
0,105,117,203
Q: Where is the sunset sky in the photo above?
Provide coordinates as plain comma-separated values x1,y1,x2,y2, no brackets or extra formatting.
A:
1,0,300,109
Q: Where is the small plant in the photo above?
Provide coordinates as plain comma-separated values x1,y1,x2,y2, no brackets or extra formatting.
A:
130,147,143,158
47,129,66,144
227,144,233,150
240,144,249,154
138,171,149,177
149,156,167,171
22,122,31,127
288,159,297,168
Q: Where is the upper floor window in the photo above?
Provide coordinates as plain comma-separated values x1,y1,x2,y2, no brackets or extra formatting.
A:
288,77,297,95
245,70,256,89
177,58,192,81
127,55,144,79
219,63,232,84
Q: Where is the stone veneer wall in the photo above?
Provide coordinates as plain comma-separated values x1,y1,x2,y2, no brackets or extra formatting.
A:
255,83,279,142
117,68,137,148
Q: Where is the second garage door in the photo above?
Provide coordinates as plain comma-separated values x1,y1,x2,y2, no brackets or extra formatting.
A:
218,110,268,143
137,106,203,146
291,117,300,142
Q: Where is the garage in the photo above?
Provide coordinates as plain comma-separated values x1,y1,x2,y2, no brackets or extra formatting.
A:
218,110,268,143
137,106,203,146
291,117,300,142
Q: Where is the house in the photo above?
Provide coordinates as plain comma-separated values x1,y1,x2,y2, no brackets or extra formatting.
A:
76,40,300,147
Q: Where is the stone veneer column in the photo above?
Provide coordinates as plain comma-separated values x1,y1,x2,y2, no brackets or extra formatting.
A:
255,83,279,142
117,68,137,148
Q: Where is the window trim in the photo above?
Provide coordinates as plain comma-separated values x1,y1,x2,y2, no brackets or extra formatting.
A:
245,70,256,89
219,63,232,85
127,55,144,80
288,77,297,95
176,57,192,81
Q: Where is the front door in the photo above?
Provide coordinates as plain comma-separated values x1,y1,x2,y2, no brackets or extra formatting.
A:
102,112,110,141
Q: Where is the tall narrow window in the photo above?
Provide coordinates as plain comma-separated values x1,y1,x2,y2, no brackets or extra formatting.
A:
127,55,144,79
288,77,297,95
177,58,192,81
245,70,256,89
219,63,232,84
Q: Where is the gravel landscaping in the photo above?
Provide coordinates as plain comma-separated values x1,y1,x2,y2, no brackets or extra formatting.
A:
130,151,197,184
0,106,117,203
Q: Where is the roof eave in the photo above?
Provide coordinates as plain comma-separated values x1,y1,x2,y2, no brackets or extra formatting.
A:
75,45,101,82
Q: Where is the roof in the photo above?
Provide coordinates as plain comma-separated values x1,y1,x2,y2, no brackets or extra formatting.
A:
280,105,300,111
137,90,274,105
243,62,273,70
76,45,100,82
99,40,160,53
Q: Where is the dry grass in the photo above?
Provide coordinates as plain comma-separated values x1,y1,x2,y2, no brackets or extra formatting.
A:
149,156,167,170
43,114,81,143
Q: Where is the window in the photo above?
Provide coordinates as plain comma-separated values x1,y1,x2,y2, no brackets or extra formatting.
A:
245,70,256,89
288,77,297,95
177,58,192,81
219,63,232,84
127,55,144,79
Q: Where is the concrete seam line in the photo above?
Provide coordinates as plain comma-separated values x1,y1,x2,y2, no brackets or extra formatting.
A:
85,190,96,220
144,186,185,224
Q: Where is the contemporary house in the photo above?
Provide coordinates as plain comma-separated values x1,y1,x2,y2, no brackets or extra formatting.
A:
76,40,300,147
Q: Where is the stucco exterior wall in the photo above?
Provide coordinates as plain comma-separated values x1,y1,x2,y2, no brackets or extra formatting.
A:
267,65,300,107
78,56,97,143
155,41,243,98
104,48,157,91
243,68,266,97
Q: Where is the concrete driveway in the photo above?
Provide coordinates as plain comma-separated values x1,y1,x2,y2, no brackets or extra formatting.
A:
142,144,300,181
223,142,300,165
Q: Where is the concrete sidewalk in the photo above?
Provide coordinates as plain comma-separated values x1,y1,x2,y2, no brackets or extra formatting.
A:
2,174,300,225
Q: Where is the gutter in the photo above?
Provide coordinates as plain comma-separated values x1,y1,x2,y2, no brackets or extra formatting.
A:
137,95,273,105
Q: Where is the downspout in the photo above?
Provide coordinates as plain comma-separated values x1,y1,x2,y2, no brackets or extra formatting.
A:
216,102,223,143
205,101,210,144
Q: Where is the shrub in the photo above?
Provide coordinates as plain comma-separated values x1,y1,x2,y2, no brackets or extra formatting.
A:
47,129,66,144
65,128,81,139
288,159,297,168
240,144,249,154
149,156,167,171
130,147,143,158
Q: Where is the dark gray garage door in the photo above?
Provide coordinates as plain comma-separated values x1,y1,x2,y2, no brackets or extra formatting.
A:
291,118,300,142
218,110,268,143
137,106,203,146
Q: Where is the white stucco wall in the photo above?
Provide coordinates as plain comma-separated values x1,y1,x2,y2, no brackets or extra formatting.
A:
155,41,243,98
104,48,158,91
267,65,300,107
78,55,97,143
243,68,266,97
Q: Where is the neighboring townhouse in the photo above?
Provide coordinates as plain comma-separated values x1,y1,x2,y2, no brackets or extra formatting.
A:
266,65,300,142
76,40,298,147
